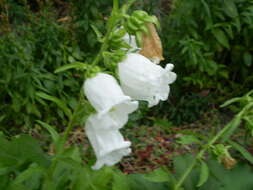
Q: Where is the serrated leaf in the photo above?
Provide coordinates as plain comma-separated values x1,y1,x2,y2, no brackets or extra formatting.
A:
197,160,209,187
36,92,72,119
229,140,253,164
54,62,87,73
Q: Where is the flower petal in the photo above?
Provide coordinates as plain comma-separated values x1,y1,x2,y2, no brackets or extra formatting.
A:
118,53,176,107
85,114,131,170
84,73,138,116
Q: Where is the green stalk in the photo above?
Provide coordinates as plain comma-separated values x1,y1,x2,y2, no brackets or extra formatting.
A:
91,0,119,66
174,115,241,190
59,0,120,152
46,0,136,182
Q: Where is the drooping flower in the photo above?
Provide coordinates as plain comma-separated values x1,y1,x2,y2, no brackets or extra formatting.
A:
85,114,131,170
122,33,139,51
84,73,138,120
118,53,177,107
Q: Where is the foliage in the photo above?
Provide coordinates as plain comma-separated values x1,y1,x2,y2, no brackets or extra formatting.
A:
173,154,253,190
0,133,173,190
0,133,253,190
0,0,106,129
1,1,253,190
161,0,253,93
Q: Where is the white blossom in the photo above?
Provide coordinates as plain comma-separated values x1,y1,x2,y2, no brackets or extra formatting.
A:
122,33,139,52
118,53,177,107
84,73,138,119
85,114,131,170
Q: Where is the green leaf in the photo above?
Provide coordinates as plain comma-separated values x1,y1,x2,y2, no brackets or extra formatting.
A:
212,29,229,48
113,172,130,190
200,160,253,190
243,52,252,67
221,116,241,143
91,167,114,188
173,154,198,190
128,174,169,190
62,146,82,163
0,135,49,168
135,31,142,47
13,163,43,187
197,160,209,187
90,24,103,41
54,62,87,73
0,115,6,122
36,92,72,119
7,183,27,190
228,140,253,164
220,97,242,107
143,168,170,183
177,135,200,145
36,120,59,143
224,0,238,18
144,15,160,28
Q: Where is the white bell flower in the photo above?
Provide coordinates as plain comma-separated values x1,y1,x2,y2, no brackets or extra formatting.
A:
118,53,177,107
85,114,131,170
122,33,139,52
84,73,138,119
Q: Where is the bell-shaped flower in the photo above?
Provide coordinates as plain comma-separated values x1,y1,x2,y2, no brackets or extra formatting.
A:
122,33,139,52
85,114,131,170
118,53,177,107
84,73,138,120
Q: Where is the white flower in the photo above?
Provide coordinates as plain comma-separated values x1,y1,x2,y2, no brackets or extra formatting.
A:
84,73,138,119
118,53,177,107
122,33,139,51
85,114,131,170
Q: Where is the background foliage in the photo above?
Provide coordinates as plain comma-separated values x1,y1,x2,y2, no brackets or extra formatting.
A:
1,0,252,128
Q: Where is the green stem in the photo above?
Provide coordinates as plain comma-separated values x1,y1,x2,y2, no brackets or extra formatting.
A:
174,115,241,190
60,0,120,151
91,0,119,66
113,0,119,10
47,0,132,182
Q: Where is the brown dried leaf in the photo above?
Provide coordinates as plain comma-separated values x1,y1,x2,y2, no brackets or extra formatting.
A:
57,16,71,22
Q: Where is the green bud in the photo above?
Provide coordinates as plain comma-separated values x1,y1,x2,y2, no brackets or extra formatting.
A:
129,16,144,27
132,10,149,21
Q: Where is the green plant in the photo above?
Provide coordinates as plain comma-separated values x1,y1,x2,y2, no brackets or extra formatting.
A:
173,89,253,189
161,0,253,93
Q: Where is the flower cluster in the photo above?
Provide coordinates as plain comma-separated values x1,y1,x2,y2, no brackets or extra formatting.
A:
84,35,176,170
